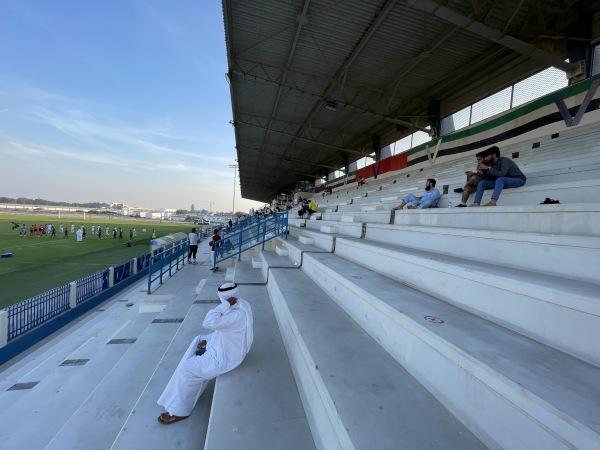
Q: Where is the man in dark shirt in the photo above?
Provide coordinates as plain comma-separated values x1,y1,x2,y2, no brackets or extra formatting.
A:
471,146,526,206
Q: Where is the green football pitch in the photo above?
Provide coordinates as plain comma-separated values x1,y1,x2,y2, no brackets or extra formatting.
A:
0,214,195,309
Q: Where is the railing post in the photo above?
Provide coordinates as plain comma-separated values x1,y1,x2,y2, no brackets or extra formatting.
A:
0,310,8,348
147,254,153,294
159,246,165,285
238,229,243,261
109,267,114,288
69,281,77,309
132,258,138,275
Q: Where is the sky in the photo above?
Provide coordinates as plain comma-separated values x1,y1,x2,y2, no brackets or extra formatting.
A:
0,1,264,213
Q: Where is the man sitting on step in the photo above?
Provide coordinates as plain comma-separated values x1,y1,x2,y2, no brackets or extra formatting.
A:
307,199,318,219
393,178,441,210
157,282,253,425
454,151,485,207
470,146,526,207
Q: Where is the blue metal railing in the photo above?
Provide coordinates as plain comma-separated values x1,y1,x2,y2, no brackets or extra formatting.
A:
114,260,134,285
211,211,288,270
4,249,155,343
2,222,280,344
76,270,109,304
6,284,71,340
147,238,188,294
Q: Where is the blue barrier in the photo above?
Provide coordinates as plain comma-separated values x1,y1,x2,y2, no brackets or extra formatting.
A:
147,238,188,294
76,270,109,304
211,211,288,270
2,250,153,345
114,260,134,285
6,283,71,341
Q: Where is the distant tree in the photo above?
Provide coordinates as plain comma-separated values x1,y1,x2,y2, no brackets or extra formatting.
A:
176,209,188,215
234,211,245,218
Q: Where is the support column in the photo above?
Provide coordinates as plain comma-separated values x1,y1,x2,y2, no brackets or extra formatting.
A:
69,281,77,309
132,258,138,274
109,267,114,288
0,310,8,348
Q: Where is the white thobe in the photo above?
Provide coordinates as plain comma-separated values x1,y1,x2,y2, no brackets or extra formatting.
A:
157,299,253,417
75,229,83,242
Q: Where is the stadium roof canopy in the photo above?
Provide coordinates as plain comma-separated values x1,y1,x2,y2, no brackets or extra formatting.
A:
223,0,600,202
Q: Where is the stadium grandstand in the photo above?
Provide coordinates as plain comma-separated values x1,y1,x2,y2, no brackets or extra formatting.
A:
1,1,599,449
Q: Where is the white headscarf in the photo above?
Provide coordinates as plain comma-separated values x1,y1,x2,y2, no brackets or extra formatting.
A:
217,282,239,303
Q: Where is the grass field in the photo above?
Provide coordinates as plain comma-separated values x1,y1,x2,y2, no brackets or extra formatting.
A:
0,214,196,309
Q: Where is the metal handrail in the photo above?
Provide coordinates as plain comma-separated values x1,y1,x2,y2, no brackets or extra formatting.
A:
211,211,288,270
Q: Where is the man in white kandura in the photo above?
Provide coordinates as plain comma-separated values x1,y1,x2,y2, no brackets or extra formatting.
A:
157,282,253,424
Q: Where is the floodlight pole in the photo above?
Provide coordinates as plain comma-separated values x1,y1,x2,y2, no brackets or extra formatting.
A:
229,163,238,219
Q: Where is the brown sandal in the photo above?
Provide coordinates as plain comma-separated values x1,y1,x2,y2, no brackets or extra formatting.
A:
158,412,189,425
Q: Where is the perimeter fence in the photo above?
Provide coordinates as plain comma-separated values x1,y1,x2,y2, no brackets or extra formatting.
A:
0,238,188,347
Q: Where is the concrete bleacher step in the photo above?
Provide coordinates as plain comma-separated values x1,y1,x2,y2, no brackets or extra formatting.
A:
390,203,600,236
251,254,262,269
111,271,230,449
0,264,220,450
46,269,214,450
204,285,315,450
259,249,298,282
231,260,263,284
275,245,289,256
275,235,328,266
333,236,600,366
0,294,156,449
267,267,486,450
289,218,363,238
365,222,600,284
294,246,600,449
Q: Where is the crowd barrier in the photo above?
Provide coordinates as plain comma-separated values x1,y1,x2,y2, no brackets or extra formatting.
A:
0,240,186,350
211,211,288,270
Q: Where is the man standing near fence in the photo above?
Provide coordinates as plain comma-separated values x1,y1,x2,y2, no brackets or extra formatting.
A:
188,227,199,264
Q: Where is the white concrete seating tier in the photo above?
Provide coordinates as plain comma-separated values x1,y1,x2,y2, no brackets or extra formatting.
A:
365,222,600,283
204,284,315,450
288,217,363,238
390,203,600,235
278,235,329,266
289,226,335,252
0,269,214,449
269,235,600,449
333,236,599,366
318,121,600,213
267,266,487,450
0,247,315,450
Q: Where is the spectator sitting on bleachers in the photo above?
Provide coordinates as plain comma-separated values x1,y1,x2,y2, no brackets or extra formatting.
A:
357,176,365,187
455,151,485,207
393,178,441,210
307,200,318,219
222,238,234,253
157,282,253,425
471,146,526,207
297,198,309,217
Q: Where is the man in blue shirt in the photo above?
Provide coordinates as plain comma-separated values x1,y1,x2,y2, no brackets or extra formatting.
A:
393,178,441,210
471,146,526,206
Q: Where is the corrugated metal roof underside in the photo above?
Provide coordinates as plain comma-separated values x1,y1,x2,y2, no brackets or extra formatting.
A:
223,0,600,202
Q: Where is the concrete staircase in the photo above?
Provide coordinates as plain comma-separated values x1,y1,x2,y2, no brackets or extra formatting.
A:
0,247,314,450
267,199,600,449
